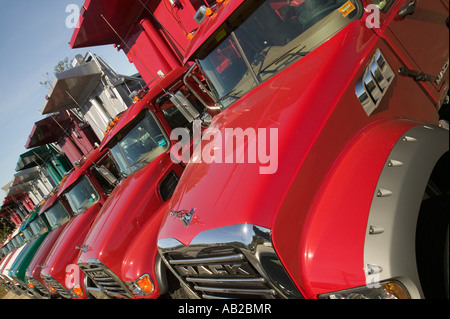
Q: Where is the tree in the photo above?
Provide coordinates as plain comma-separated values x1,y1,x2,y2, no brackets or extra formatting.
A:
39,57,71,89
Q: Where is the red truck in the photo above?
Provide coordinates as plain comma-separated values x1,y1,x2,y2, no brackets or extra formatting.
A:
156,0,449,299
76,66,215,298
39,147,120,299
25,193,73,299
24,192,73,298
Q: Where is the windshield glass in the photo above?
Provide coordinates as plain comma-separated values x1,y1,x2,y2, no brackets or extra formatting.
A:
6,242,14,251
12,234,25,247
43,201,70,229
110,110,169,176
29,215,50,236
64,175,100,215
196,0,360,108
1,246,8,255
22,227,36,242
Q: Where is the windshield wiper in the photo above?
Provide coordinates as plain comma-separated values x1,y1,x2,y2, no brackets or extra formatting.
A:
258,45,310,75
220,87,244,102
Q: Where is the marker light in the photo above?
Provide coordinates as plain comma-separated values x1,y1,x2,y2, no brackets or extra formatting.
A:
204,7,213,16
48,285,56,293
72,284,84,297
136,274,154,295
28,282,34,289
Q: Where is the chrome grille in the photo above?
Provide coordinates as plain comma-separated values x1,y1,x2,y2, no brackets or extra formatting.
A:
167,252,276,299
159,224,303,299
26,276,51,296
79,259,132,298
41,275,71,299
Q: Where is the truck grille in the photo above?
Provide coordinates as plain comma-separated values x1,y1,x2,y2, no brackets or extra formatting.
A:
166,251,277,299
26,276,51,296
41,275,71,299
158,224,303,299
79,259,132,298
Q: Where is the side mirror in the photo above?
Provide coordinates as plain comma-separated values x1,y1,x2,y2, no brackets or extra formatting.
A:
94,165,117,186
169,92,200,123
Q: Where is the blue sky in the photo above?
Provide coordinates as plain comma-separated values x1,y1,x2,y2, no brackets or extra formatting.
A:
0,1,138,204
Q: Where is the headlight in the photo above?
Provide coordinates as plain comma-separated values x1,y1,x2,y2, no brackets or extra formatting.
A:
126,274,154,296
318,281,410,299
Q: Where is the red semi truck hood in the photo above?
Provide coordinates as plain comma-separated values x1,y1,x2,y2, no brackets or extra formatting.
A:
158,21,371,245
77,152,181,274
26,224,68,281
41,203,102,281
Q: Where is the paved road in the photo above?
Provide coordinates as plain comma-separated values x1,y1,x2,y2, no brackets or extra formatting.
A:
2,290,31,299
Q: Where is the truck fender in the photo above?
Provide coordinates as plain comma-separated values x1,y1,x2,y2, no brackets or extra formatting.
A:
121,204,168,298
364,124,449,298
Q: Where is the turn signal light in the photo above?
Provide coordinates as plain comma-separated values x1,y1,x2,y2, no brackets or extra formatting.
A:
48,285,56,293
72,284,83,297
204,7,212,16
137,274,154,295
28,282,34,289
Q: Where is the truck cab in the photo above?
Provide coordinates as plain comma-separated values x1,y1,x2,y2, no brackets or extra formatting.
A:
39,147,120,299
8,210,53,298
0,229,29,296
157,0,449,299
77,66,214,299
24,192,74,298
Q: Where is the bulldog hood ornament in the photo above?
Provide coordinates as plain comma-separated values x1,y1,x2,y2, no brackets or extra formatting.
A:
170,208,195,227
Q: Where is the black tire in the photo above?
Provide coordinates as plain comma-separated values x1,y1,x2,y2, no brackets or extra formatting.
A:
416,195,449,299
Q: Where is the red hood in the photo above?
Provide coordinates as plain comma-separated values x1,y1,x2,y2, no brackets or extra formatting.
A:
78,152,183,274
158,21,368,245
26,224,68,280
41,203,102,282
157,20,396,246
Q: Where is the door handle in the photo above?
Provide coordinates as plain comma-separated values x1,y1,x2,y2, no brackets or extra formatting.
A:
398,0,418,18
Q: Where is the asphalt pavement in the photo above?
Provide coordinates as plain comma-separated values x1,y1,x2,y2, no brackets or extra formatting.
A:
1,290,31,299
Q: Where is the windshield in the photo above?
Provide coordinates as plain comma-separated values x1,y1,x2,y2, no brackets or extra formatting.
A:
110,110,169,176
29,215,50,236
65,175,100,215
1,246,8,255
22,227,36,242
43,201,71,229
12,234,25,247
196,0,361,108
6,242,14,251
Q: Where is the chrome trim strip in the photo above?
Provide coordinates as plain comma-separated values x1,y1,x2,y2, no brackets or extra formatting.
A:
194,285,276,296
169,254,245,265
